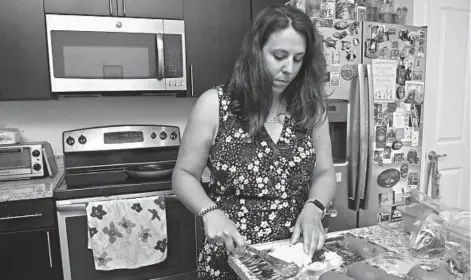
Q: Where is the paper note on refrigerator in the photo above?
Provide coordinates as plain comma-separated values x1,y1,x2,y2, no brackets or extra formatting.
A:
372,59,397,101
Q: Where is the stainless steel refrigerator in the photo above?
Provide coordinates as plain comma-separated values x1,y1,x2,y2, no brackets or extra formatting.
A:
317,18,427,231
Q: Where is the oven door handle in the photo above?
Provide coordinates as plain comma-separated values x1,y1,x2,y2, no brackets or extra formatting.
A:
56,204,87,212
156,33,165,80
56,194,177,212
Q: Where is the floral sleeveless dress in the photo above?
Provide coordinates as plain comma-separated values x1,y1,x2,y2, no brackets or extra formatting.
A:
198,85,317,279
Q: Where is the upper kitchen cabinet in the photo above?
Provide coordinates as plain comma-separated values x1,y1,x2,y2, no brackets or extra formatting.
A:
184,0,251,96
251,0,289,20
44,0,114,16
122,0,183,19
0,0,51,100
44,0,183,19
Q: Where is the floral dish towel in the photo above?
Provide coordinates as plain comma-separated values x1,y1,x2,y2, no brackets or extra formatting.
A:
86,196,168,270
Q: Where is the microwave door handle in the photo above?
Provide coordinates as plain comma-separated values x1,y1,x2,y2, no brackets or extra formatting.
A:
156,33,165,80
109,0,113,15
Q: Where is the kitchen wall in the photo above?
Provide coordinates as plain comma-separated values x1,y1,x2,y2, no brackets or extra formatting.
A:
0,96,198,155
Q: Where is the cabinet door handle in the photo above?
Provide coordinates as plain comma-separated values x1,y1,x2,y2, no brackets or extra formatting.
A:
123,0,126,16
109,0,113,15
0,213,43,221
47,231,53,268
190,64,194,97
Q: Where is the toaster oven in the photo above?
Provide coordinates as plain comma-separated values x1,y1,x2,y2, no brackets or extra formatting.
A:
0,142,57,181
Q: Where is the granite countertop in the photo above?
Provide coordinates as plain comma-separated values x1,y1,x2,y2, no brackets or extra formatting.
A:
229,222,460,279
0,156,64,202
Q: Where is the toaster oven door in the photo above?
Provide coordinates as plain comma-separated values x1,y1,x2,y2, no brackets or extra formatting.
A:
0,147,32,176
45,15,186,93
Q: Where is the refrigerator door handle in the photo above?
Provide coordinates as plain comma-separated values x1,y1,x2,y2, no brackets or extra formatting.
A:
354,64,369,211
348,65,361,209
360,64,375,210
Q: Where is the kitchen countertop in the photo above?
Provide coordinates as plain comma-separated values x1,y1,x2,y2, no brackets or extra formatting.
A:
229,221,460,279
0,156,64,202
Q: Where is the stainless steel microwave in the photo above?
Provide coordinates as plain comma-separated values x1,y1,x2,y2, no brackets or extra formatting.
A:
45,14,186,93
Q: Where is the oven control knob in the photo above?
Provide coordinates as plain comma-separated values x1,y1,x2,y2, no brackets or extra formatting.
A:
33,164,42,171
32,150,41,157
66,136,75,146
159,131,167,140
170,131,178,140
78,135,87,145
151,132,157,139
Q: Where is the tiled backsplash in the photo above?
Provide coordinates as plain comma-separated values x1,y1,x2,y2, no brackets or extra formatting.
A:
0,96,198,155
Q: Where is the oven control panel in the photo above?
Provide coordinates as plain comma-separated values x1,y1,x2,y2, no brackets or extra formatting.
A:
63,125,180,153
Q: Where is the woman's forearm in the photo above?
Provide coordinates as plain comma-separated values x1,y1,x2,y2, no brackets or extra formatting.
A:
172,169,217,215
307,170,336,208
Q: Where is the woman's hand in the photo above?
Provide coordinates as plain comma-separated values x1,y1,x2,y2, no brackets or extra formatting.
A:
203,209,246,256
290,203,325,257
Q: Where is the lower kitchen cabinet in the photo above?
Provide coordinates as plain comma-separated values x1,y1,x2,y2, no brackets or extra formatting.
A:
0,228,62,280
0,0,51,100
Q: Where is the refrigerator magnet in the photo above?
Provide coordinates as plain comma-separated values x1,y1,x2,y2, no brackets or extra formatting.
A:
390,49,400,59
407,149,419,164
353,38,360,46
356,6,367,21
329,72,341,87
341,41,351,50
386,102,397,113
391,40,400,49
377,168,400,188
332,51,341,66
392,140,403,150
396,86,406,100
411,130,420,146
373,149,384,166
340,64,356,81
412,70,424,81
334,21,349,30
324,52,332,67
345,50,357,62
383,146,392,164
395,128,405,140
408,172,419,188
375,126,387,148
394,152,405,163
400,164,409,178
379,191,393,206
387,128,396,141
378,47,390,58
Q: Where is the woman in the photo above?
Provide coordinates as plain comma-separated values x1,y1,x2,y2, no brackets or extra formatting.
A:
172,4,336,279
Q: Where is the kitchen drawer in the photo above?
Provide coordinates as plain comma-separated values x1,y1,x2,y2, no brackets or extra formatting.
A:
0,198,56,233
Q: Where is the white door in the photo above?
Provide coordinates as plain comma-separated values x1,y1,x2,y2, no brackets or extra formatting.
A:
420,0,471,210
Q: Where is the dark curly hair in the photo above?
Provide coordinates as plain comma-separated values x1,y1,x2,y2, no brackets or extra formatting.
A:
227,4,328,137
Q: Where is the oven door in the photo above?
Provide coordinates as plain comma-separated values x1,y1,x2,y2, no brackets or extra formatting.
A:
56,191,196,280
45,14,186,93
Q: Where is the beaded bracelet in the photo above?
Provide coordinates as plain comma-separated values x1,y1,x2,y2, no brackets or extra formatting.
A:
198,205,220,218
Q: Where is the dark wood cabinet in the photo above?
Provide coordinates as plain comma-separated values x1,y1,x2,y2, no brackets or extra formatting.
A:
44,0,183,19
0,0,51,100
0,228,62,280
184,0,252,96
122,0,183,19
44,0,116,16
251,0,290,21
